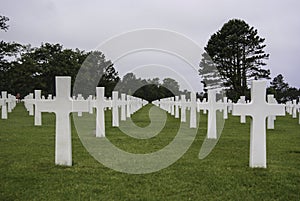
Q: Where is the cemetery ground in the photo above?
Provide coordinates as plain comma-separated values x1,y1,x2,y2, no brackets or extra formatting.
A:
0,103,299,201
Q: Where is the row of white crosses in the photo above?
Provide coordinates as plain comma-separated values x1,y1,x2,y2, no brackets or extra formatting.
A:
23,76,148,166
154,80,290,168
153,90,229,138
17,78,300,168
0,92,17,119
285,99,300,124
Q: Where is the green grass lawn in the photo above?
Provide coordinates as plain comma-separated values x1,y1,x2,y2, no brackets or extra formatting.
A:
0,103,299,201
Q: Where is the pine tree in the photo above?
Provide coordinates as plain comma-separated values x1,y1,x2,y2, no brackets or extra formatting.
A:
199,19,270,101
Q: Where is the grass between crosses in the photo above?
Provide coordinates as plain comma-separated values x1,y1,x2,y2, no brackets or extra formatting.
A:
0,103,299,201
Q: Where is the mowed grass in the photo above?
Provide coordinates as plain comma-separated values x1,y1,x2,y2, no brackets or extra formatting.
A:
0,103,299,201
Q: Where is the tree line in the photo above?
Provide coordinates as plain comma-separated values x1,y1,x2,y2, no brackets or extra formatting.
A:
0,15,185,101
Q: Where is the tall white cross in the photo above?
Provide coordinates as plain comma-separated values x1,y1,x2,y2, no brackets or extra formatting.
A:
36,76,89,166
232,80,285,168
93,87,111,137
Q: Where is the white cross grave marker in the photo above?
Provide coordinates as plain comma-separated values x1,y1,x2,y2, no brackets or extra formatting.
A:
223,97,228,119
180,95,187,123
0,91,8,119
34,90,42,126
292,100,297,118
237,96,246,123
189,92,197,128
7,94,12,113
25,93,34,116
93,87,111,137
76,94,84,117
112,91,119,127
36,76,89,166
120,93,127,121
232,80,285,168
297,101,300,124
126,95,131,118
174,96,180,118
198,90,224,139
267,95,277,129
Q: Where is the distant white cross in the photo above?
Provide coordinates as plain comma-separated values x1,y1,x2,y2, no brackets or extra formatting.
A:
180,95,187,123
223,97,228,119
170,97,175,116
120,93,127,121
237,96,246,123
112,91,119,127
6,94,12,113
76,94,84,117
292,100,297,118
189,92,197,128
297,101,300,124
174,96,180,118
198,90,224,139
232,80,285,168
34,90,42,126
267,95,277,129
24,93,34,116
0,91,8,119
126,95,131,118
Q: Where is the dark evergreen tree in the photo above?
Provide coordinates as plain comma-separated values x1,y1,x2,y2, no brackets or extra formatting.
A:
199,19,270,101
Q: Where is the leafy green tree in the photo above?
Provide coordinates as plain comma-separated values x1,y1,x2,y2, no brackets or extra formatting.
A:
199,19,270,101
0,15,24,93
161,78,180,96
74,50,119,97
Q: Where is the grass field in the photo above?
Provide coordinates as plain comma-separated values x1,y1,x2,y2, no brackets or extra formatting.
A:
0,103,299,201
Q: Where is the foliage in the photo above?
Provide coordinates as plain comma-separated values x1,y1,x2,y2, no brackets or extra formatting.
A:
200,19,270,101
116,73,184,102
73,50,120,97
268,74,300,102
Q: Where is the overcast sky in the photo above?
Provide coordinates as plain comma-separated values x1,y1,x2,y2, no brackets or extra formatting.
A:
1,0,299,92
